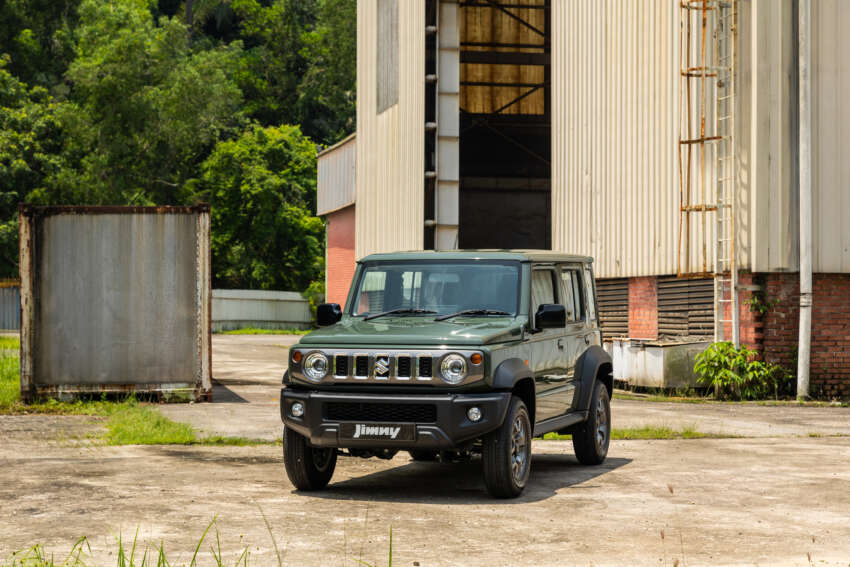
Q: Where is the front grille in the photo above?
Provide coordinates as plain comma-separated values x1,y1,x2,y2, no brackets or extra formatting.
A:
355,355,369,377
335,355,349,376
325,402,437,423
396,355,411,378
418,356,433,378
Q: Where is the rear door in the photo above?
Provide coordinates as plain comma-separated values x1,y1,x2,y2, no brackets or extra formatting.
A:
555,264,593,411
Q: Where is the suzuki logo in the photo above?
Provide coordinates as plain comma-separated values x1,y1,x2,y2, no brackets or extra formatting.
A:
374,356,390,376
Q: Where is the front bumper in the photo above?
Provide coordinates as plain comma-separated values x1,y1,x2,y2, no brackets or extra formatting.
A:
280,389,511,449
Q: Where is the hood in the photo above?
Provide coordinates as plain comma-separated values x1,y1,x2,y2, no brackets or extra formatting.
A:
298,316,525,347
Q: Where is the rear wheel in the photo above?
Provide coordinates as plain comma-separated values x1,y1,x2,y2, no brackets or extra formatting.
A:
283,427,337,490
572,380,611,465
482,397,531,498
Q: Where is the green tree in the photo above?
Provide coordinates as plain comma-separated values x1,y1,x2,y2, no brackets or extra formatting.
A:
230,0,317,130
0,0,80,88
0,58,85,276
298,0,356,144
66,0,244,204
190,124,323,291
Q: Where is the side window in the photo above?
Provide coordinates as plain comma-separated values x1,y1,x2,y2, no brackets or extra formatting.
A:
560,268,585,322
531,268,558,310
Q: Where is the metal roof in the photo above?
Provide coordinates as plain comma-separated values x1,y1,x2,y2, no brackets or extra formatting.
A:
359,249,593,263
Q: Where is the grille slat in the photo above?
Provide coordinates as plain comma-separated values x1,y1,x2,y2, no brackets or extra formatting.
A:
325,402,437,423
355,355,369,377
335,355,349,377
418,356,432,378
396,355,411,378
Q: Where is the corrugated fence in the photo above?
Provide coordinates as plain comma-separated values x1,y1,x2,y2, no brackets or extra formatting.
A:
0,281,20,331
212,290,311,332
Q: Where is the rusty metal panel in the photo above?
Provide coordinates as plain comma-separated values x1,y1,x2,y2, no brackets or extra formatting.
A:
355,0,424,259
18,205,212,401
551,1,681,278
317,134,356,215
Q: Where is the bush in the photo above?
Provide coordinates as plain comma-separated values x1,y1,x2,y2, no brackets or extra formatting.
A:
694,342,792,401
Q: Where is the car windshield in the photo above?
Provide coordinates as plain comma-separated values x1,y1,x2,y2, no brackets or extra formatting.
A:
350,261,520,318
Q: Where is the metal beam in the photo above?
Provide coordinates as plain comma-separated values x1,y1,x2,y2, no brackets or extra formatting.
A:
483,0,545,37
460,50,550,66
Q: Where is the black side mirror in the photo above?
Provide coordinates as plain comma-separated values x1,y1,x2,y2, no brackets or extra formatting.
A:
535,304,566,329
317,303,342,326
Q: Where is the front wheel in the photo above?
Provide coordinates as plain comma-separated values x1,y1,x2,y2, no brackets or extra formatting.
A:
572,380,611,465
283,427,337,490
482,397,532,498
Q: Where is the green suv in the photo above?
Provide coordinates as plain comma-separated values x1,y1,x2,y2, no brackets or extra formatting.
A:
281,251,613,498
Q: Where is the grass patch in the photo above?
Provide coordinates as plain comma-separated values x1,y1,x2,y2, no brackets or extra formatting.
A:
216,327,311,335
104,401,275,446
542,425,717,441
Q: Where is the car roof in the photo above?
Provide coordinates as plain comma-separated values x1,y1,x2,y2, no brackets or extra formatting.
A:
358,250,593,264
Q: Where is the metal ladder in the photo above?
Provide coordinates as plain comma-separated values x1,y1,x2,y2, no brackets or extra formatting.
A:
677,0,739,346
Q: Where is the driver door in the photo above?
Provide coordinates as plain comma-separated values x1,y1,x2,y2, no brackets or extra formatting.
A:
529,266,569,422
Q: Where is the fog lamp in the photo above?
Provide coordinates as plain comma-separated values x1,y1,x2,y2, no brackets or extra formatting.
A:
467,406,483,422
291,402,305,417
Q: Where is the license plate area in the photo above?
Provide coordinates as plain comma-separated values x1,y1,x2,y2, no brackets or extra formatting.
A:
339,423,416,442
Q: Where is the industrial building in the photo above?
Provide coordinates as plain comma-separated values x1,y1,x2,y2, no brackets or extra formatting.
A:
317,0,850,398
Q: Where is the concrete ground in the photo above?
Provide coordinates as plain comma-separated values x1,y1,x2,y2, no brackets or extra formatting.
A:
2,334,850,566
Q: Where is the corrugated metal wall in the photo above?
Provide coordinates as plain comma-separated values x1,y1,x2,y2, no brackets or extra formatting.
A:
317,134,356,216
551,1,680,278
812,0,850,273
355,0,424,259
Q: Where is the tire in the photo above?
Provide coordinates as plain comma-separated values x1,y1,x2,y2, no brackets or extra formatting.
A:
283,427,337,490
482,397,532,498
572,380,611,465
408,450,439,462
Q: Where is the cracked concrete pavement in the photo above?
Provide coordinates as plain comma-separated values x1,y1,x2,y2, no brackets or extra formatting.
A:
3,334,850,566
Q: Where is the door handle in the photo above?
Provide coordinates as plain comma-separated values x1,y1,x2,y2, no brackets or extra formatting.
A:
584,335,591,345
557,339,564,350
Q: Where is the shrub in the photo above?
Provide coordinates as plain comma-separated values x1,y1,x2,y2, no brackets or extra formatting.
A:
694,342,792,401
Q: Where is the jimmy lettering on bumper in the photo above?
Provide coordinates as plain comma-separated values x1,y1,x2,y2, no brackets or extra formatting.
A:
353,424,402,439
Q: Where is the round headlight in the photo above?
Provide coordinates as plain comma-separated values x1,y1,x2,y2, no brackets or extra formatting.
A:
440,354,468,384
303,352,329,382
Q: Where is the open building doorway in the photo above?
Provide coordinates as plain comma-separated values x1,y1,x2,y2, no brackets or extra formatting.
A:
458,1,551,250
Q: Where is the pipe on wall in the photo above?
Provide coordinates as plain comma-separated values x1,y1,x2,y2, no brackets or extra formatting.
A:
797,0,812,400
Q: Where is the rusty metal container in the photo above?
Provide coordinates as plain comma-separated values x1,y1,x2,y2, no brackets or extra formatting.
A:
19,205,212,402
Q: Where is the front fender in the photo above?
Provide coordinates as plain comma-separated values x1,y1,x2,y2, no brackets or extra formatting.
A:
574,346,613,411
491,358,533,390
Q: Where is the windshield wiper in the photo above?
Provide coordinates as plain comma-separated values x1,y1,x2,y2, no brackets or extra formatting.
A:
434,309,511,321
364,308,437,321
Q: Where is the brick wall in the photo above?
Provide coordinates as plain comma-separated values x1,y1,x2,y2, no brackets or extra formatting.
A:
628,276,658,339
763,273,850,399
326,204,356,308
719,272,762,350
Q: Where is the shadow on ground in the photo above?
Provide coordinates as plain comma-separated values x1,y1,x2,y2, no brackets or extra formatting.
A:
306,454,631,504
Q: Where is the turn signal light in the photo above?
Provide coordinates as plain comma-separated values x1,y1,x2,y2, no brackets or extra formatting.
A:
292,351,302,363
470,353,483,365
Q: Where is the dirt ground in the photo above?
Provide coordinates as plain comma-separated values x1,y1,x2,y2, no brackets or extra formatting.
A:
2,335,850,566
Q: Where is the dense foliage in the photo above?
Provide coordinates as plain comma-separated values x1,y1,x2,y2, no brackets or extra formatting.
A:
0,0,356,288
694,342,793,401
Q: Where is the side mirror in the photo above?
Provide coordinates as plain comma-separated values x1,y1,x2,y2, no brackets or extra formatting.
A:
317,303,342,326
535,304,566,329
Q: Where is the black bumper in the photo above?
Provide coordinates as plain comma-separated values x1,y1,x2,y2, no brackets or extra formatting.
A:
280,389,511,449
